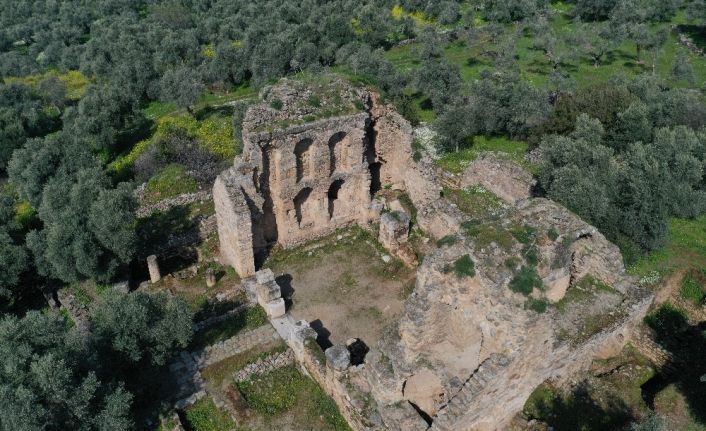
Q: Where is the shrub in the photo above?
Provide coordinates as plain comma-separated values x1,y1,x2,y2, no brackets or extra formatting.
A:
511,226,535,244
547,228,559,242
680,273,704,305
270,99,283,110
436,235,457,248
526,298,548,313
509,266,542,295
452,254,476,278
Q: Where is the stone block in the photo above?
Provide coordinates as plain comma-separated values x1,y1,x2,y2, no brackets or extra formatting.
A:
325,344,351,371
256,268,275,285
205,268,216,287
379,211,411,250
257,281,282,306
403,370,444,416
263,298,286,318
242,277,258,303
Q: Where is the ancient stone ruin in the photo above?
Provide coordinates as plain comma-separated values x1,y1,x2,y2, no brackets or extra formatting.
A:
214,77,410,276
214,77,653,430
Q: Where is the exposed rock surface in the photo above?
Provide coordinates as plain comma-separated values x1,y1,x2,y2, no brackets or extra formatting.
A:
461,153,536,204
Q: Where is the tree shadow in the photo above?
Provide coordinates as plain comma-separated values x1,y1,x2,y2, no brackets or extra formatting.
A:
531,381,635,431
641,304,706,424
678,25,706,51
194,104,234,121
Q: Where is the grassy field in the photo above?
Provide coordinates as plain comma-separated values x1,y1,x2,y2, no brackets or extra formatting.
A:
434,135,535,174
384,3,706,133
385,3,706,95
629,216,706,278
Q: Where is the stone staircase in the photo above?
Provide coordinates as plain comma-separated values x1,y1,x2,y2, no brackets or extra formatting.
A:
431,354,511,430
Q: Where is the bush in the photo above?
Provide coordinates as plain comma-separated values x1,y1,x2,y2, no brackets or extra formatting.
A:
270,99,283,110
511,226,535,245
526,298,548,313
452,254,476,278
547,228,559,241
509,266,542,295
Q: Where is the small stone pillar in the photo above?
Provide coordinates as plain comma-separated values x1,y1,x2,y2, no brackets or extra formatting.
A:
147,255,161,283
205,268,216,287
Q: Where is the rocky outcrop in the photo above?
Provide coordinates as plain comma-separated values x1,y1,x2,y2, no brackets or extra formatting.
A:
461,153,536,204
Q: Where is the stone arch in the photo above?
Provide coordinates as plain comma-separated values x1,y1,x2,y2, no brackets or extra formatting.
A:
294,138,313,182
328,132,347,175
327,179,345,219
294,187,313,226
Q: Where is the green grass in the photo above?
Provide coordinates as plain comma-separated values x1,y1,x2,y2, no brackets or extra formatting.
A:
554,275,619,313
383,7,706,99
5,69,90,100
236,365,351,430
680,272,705,305
442,185,507,220
629,216,706,277
189,306,268,351
435,136,532,174
143,164,199,205
183,398,235,431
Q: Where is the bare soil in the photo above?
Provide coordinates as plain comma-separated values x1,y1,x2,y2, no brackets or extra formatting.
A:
267,231,416,347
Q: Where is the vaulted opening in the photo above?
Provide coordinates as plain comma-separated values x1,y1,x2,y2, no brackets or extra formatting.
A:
327,179,345,219
328,132,346,175
294,187,313,226
294,138,313,182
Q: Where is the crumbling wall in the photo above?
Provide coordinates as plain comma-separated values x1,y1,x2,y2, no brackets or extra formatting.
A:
213,168,257,277
214,78,416,275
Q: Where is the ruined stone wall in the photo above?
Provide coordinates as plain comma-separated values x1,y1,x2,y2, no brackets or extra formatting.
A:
214,78,414,275
243,113,373,248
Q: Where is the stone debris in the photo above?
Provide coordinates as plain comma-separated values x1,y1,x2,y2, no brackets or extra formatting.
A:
233,349,295,382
